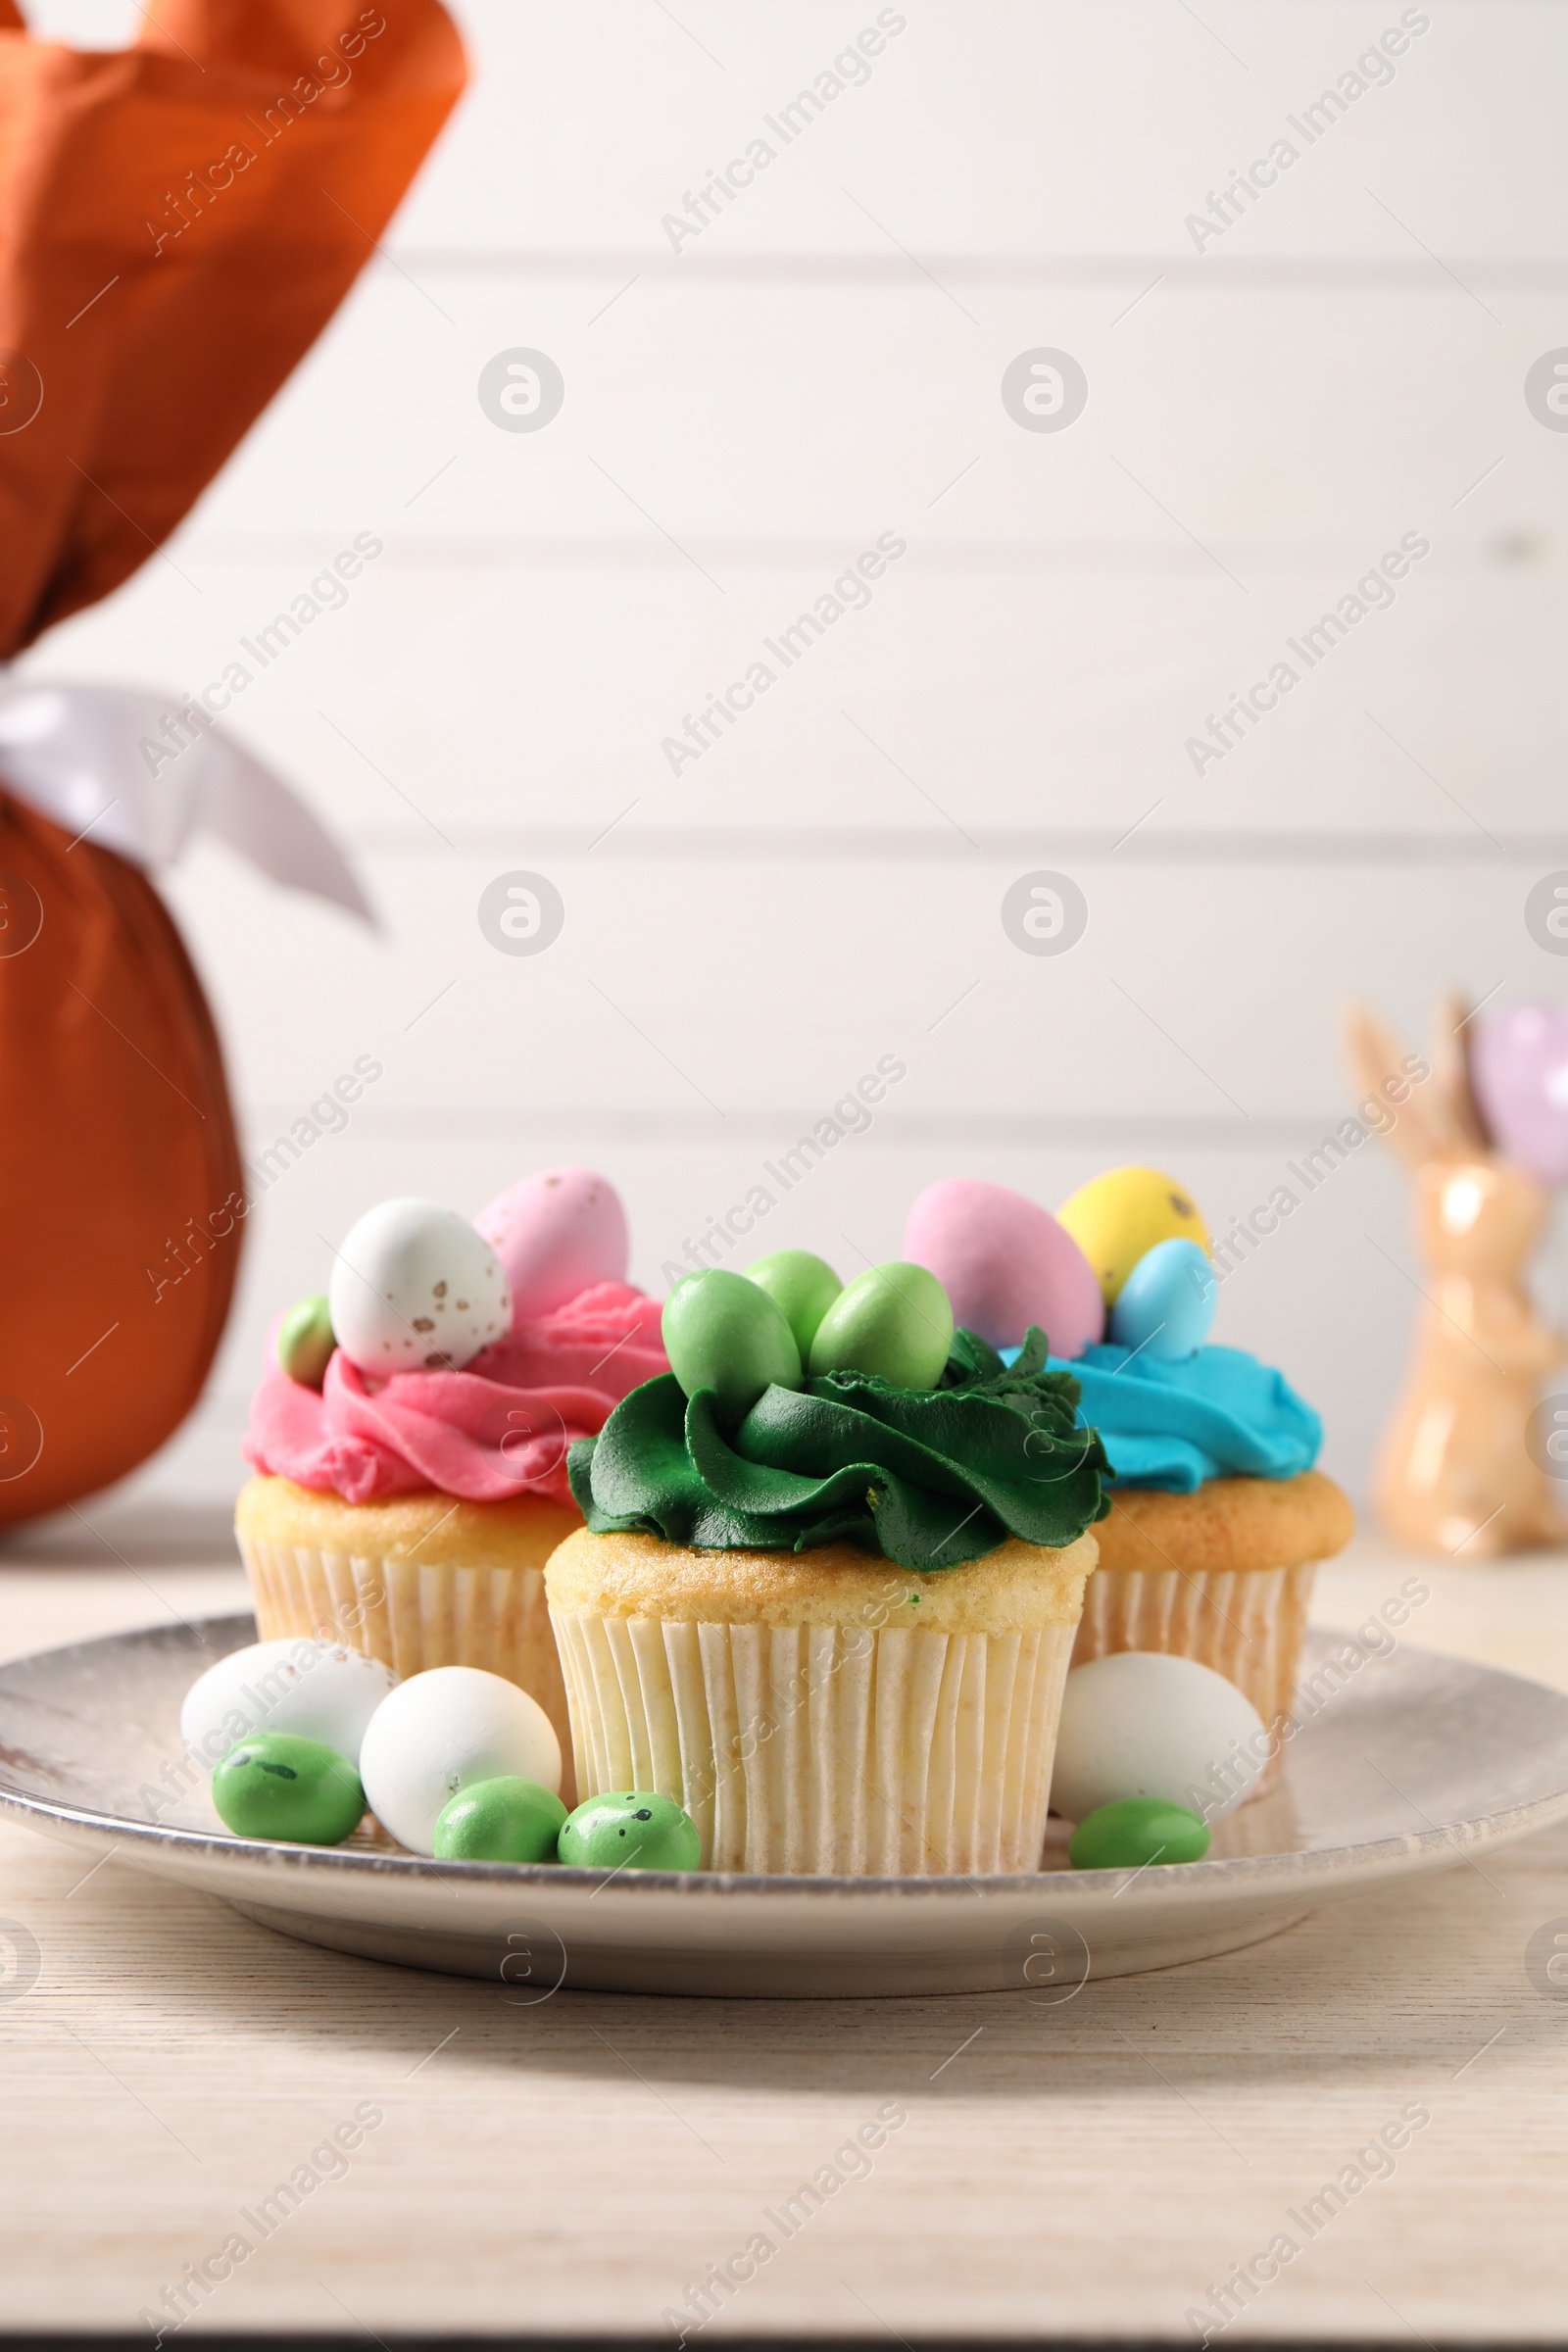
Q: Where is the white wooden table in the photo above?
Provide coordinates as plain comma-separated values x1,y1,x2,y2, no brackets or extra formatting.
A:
1,1518,1565,2343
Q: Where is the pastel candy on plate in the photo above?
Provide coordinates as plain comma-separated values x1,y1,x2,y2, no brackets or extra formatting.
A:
1055,1166,1210,1307
1052,1650,1266,1824
1068,1796,1210,1871
358,1666,561,1856
433,1776,567,1863
180,1638,397,1771
212,1732,366,1846
558,1790,702,1872
473,1166,629,1321
328,1198,511,1376
902,1177,1102,1357
1108,1237,1216,1360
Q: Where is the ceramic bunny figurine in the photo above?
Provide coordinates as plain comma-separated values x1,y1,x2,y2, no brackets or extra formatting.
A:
1344,993,1567,1557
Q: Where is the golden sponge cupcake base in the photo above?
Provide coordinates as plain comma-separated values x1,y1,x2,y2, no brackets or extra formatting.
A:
235,1474,582,1800
546,1527,1097,1876
1071,1472,1354,1791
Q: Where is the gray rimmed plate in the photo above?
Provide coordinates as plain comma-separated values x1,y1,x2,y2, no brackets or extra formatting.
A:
2,1612,1566,1998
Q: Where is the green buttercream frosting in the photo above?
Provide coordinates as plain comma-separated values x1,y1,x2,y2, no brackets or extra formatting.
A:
566,1326,1109,1574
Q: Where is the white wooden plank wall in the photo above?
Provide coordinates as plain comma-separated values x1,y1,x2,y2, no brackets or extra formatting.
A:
18,0,1568,1518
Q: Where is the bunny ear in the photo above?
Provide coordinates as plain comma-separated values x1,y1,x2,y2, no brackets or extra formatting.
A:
1429,991,1493,1155
1341,999,1464,1172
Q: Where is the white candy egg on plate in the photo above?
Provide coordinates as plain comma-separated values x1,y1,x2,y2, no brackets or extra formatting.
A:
180,1639,397,1771
328,1198,511,1377
358,1666,561,1855
1052,1650,1267,1824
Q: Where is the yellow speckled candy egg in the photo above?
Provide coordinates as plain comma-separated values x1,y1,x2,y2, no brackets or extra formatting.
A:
1055,1167,1210,1307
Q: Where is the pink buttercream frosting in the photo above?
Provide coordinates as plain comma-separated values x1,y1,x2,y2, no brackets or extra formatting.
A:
244,1281,666,1507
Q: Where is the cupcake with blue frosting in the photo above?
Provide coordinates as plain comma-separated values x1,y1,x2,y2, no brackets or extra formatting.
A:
905,1173,1353,1784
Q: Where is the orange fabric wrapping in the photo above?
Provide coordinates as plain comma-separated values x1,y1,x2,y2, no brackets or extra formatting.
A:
0,0,466,649
0,790,244,1522
0,2,465,1522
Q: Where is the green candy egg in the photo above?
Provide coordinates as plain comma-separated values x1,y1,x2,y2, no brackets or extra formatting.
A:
807,1260,954,1389
743,1250,843,1357
662,1267,803,1422
277,1294,335,1389
432,1776,567,1864
1067,1797,1210,1872
558,1790,702,1873
212,1732,365,1846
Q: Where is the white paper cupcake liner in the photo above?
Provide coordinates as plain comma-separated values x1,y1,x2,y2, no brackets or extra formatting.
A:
239,1531,575,1803
549,1609,1079,1875
1070,1559,1318,1793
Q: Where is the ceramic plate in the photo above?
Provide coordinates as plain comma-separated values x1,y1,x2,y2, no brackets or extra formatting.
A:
2,1612,1566,1998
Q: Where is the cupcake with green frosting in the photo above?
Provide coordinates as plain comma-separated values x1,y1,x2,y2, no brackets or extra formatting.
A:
546,1252,1108,1876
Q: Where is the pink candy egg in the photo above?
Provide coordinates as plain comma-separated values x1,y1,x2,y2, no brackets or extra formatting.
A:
1471,1003,1568,1185
903,1177,1104,1358
473,1167,629,1322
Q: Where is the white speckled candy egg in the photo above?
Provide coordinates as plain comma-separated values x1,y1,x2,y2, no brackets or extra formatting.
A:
1052,1651,1267,1824
358,1666,561,1855
328,1198,511,1376
180,1639,397,1771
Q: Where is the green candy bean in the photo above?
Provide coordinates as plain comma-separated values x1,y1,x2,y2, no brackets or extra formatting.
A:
277,1294,335,1389
743,1250,843,1357
807,1260,954,1389
432,1776,567,1864
1067,1796,1210,1872
558,1790,702,1872
213,1732,365,1846
662,1268,802,1422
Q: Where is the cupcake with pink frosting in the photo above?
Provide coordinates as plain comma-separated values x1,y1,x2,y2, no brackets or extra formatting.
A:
236,1169,665,1790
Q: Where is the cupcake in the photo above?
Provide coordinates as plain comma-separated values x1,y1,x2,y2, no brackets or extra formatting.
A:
238,1169,666,1793
906,1170,1354,1792
548,1253,1107,1876
1076,1469,1353,1756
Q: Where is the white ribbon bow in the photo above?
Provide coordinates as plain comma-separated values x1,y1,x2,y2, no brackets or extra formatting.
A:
0,678,373,921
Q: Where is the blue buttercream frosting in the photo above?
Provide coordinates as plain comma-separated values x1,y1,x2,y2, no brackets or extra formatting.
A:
998,1341,1323,1493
